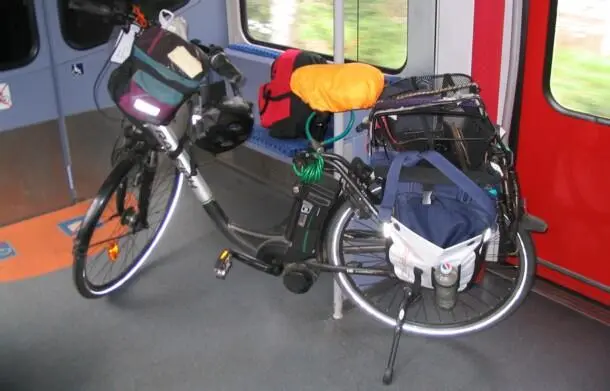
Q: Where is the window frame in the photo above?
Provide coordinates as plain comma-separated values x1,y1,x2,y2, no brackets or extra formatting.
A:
237,0,408,74
57,0,190,51
0,0,40,71
543,0,610,125
57,0,115,51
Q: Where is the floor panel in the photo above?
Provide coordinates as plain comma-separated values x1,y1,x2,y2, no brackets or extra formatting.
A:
0,160,608,391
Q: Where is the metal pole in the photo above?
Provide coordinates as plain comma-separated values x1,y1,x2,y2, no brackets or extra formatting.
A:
500,0,524,138
332,0,345,320
332,0,345,155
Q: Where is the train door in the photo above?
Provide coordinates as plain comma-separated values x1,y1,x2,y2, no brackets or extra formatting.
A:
514,0,610,304
0,0,73,226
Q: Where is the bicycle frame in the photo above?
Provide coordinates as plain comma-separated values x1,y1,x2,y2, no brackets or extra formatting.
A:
65,5,549,385
135,119,394,280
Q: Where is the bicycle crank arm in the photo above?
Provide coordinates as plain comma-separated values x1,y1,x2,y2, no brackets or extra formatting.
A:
305,261,396,278
214,249,283,279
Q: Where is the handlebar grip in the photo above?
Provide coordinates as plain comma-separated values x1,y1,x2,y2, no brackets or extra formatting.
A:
68,0,114,17
208,47,245,86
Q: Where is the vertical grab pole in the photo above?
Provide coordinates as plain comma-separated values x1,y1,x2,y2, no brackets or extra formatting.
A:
332,0,345,320
500,0,524,140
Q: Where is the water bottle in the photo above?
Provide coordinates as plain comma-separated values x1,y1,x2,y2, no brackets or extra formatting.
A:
434,263,459,310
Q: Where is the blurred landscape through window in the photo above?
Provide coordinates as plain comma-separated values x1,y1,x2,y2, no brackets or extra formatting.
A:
549,0,610,119
242,0,408,70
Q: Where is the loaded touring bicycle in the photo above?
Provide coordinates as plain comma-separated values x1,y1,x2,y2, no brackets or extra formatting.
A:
67,0,546,384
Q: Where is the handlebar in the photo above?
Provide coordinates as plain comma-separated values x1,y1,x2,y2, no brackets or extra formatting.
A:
191,41,246,89
70,2,245,91
208,45,245,87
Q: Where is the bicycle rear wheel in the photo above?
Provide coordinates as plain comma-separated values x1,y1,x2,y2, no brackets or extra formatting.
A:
325,198,536,337
72,150,182,298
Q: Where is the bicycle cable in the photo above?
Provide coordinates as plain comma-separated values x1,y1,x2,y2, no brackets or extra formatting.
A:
93,45,123,123
292,111,356,183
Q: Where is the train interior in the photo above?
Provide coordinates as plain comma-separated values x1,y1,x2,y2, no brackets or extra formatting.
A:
0,0,609,390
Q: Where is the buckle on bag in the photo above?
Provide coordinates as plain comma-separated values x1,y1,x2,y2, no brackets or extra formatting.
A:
422,190,433,205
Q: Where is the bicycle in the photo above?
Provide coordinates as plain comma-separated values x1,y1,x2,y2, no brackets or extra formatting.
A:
69,0,547,385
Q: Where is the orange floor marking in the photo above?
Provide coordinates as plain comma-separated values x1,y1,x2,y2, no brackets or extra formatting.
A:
0,201,91,282
85,193,135,258
0,192,139,283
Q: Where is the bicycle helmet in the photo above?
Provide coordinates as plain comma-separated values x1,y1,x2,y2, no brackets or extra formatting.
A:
193,95,254,154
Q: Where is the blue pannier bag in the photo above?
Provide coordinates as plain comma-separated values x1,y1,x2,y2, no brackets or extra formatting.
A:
378,150,498,290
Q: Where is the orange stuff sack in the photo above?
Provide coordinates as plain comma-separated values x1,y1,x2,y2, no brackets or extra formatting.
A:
290,63,385,113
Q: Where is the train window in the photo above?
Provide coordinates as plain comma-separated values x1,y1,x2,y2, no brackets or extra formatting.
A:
58,0,189,51
241,0,408,71
0,0,39,71
548,0,610,119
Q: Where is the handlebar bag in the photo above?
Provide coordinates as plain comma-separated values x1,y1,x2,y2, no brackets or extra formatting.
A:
378,150,498,291
108,25,209,126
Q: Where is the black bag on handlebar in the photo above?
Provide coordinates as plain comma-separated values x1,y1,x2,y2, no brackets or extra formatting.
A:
108,26,209,126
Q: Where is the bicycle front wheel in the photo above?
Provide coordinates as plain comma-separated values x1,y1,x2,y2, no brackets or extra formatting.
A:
72,152,182,298
325,198,537,338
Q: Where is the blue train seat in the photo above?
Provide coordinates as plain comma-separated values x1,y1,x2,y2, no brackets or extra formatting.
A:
226,44,399,163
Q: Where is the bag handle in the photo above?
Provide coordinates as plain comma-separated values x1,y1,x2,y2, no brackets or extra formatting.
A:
378,150,496,222
158,9,175,27
258,85,291,117
378,151,421,221
424,151,496,215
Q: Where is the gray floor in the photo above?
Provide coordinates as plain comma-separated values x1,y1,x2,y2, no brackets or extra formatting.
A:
1,160,609,391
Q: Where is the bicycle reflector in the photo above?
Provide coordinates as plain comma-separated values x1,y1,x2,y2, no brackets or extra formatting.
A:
107,242,120,262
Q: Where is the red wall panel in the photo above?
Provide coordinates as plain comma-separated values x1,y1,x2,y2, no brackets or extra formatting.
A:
472,0,505,122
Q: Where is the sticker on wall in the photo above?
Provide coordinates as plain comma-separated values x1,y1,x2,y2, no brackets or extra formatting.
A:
0,83,13,111
0,241,17,261
71,63,84,76
58,216,101,237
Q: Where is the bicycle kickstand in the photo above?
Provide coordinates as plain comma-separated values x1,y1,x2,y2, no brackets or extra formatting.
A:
382,268,423,386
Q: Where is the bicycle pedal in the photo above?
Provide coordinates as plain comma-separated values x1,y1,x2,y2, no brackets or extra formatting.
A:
214,249,233,279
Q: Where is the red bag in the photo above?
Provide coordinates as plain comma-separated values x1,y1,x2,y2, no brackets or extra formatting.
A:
258,49,327,140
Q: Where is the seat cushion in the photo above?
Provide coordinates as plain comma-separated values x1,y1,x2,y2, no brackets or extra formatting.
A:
290,63,385,113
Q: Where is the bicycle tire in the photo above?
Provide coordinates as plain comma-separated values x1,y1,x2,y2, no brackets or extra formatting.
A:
325,198,537,338
72,155,182,298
